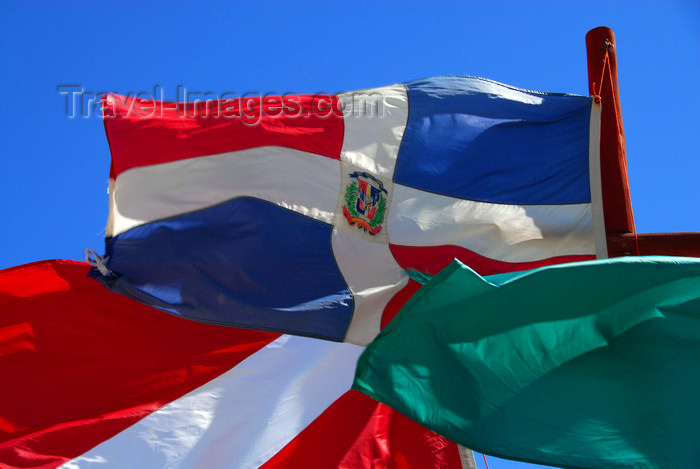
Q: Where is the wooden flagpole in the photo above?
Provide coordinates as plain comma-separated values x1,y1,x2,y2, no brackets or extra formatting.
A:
585,26,700,257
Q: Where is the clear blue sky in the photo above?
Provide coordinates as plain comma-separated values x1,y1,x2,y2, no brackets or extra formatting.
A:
1,2,698,468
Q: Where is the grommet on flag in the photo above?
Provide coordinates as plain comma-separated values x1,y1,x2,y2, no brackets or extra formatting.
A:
85,248,111,277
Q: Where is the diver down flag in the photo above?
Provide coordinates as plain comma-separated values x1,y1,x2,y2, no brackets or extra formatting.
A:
353,256,700,469
98,76,605,345
0,260,472,468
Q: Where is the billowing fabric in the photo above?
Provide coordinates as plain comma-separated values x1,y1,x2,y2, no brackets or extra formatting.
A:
0,260,468,468
353,256,700,469
99,76,600,345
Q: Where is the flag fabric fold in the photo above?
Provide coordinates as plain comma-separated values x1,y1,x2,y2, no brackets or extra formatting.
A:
99,76,602,345
0,260,468,468
353,256,700,469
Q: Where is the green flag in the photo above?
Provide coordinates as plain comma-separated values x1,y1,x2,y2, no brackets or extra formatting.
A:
353,256,700,469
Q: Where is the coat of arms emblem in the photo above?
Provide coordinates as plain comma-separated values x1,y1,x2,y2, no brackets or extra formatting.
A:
342,171,388,236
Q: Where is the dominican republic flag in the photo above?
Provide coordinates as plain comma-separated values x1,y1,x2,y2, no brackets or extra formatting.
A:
2,76,603,468
98,76,606,345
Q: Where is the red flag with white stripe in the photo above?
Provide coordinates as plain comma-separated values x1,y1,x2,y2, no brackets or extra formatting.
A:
1,260,471,468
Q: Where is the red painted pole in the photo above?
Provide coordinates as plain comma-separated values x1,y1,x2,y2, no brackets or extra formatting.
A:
585,27,636,255
608,232,700,257
586,27,700,258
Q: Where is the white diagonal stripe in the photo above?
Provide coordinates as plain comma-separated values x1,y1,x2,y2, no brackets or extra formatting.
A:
62,335,364,469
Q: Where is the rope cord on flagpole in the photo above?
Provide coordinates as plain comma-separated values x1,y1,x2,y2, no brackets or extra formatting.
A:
591,40,609,104
591,38,640,256
482,453,490,469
